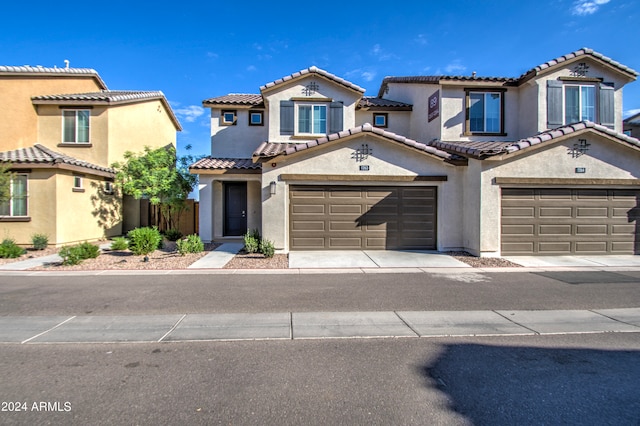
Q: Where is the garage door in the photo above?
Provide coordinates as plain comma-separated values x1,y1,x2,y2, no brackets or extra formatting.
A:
290,186,436,250
501,188,640,255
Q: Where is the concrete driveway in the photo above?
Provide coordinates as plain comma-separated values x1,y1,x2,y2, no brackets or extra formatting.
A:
288,250,471,269
504,255,640,268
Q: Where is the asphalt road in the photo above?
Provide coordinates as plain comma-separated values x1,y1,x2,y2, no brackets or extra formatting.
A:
1,271,639,315
1,333,639,425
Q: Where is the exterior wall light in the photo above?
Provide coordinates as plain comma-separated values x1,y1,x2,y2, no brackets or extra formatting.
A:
269,181,277,195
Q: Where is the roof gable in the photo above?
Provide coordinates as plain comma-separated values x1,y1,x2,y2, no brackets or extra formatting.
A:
31,90,182,131
253,123,465,165
432,121,640,159
518,47,638,83
260,66,366,95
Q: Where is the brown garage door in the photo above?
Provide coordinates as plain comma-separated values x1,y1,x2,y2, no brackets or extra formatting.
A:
501,188,640,255
290,186,437,250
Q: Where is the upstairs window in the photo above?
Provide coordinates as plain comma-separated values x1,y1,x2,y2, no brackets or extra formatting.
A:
63,110,90,143
547,80,614,128
373,113,388,128
466,91,504,134
221,110,237,126
249,110,264,126
280,101,343,136
298,104,327,134
0,174,28,217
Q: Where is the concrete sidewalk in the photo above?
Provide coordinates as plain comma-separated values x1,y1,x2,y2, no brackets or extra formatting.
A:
2,308,638,344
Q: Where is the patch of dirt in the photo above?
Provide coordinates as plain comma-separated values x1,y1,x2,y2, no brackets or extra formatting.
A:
446,251,523,268
223,251,289,269
29,241,220,271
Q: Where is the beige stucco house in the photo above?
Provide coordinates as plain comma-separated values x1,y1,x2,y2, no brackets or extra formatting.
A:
0,65,181,246
191,48,640,256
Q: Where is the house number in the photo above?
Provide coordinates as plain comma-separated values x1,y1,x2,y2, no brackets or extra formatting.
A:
360,165,370,171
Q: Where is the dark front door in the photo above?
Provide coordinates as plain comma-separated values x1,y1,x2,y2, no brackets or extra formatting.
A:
224,182,247,236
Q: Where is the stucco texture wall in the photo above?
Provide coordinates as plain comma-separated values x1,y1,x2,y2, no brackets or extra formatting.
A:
0,76,102,151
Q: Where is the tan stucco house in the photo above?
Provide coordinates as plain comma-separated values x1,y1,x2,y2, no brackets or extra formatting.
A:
0,65,181,246
191,48,640,256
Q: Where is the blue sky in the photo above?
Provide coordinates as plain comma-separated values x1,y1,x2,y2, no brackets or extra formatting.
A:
2,0,639,158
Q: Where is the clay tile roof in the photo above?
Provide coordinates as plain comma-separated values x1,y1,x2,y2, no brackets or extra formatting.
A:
189,157,261,170
31,90,182,131
253,124,464,164
357,97,413,110
432,121,640,158
624,112,640,126
0,144,114,174
260,66,366,94
0,65,108,89
202,94,265,107
519,47,639,81
377,75,515,97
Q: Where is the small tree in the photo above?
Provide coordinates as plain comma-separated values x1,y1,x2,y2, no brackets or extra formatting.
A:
0,164,14,206
112,145,197,230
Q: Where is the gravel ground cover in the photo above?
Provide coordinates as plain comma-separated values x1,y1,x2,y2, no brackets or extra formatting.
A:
0,243,522,270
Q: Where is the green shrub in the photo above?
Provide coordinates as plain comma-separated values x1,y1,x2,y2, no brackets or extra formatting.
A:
58,242,100,266
31,233,49,250
164,228,183,241
0,238,26,259
176,234,204,256
243,229,261,254
110,237,129,251
260,239,275,258
77,242,100,259
127,227,162,256
58,245,83,266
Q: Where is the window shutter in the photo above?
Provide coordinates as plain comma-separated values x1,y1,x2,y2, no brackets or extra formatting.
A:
280,100,294,135
547,80,563,128
329,102,344,134
599,84,615,128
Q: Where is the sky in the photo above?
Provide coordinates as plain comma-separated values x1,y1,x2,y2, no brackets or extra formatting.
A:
2,0,639,159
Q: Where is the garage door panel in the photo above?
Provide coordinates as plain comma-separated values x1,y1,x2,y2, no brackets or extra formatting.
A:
290,185,436,250
502,207,535,217
292,221,325,231
576,207,608,218
576,225,608,235
539,207,572,217
501,188,639,255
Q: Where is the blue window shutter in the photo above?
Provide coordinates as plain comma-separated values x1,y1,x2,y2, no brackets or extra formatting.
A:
329,102,344,134
547,80,563,128
280,100,294,135
599,84,615,128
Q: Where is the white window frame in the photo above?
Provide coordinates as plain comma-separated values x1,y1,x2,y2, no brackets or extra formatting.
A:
373,113,388,128
296,103,328,135
221,110,237,126
249,110,264,126
563,84,596,125
62,109,91,143
0,173,28,217
73,176,83,190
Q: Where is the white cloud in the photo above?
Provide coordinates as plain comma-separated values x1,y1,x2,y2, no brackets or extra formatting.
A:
623,108,640,119
414,34,428,45
206,52,219,59
361,71,376,82
174,105,204,123
571,0,610,16
247,65,257,72
444,60,466,74
370,44,397,61
345,68,377,82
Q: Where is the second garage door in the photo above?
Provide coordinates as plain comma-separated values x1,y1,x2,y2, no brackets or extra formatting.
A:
290,186,437,250
501,188,640,255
